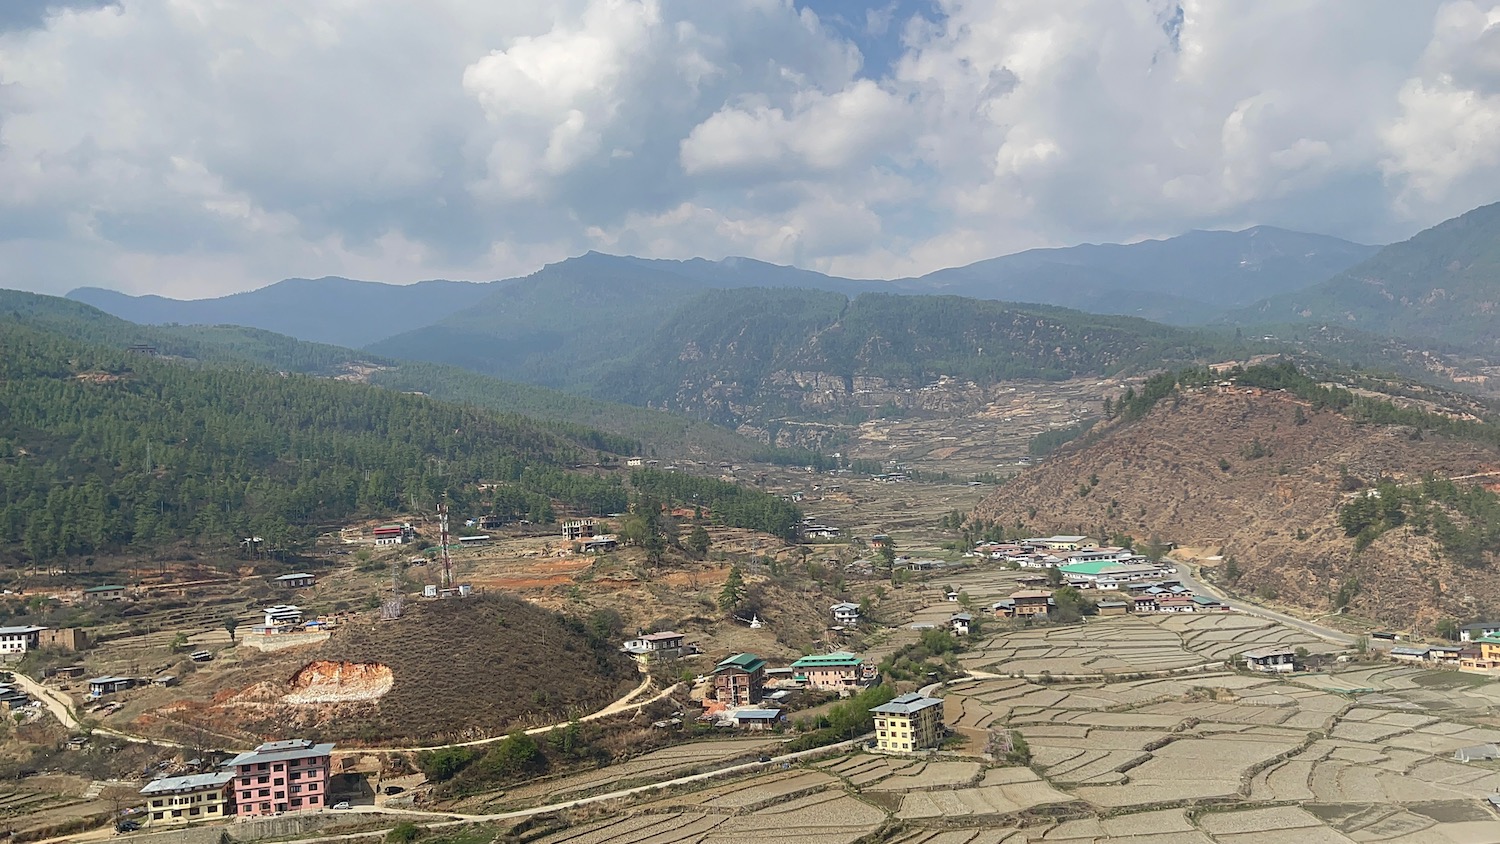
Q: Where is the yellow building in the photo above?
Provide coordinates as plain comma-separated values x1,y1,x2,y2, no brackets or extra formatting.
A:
140,771,235,827
871,692,946,752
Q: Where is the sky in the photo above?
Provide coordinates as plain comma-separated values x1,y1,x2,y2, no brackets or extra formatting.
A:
1,0,1498,298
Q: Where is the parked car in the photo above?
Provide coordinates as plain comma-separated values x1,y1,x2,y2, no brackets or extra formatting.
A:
115,821,141,833
332,801,351,810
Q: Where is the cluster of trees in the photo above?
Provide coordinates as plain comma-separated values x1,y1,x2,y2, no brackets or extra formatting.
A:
0,324,630,561
1028,418,1098,457
786,684,897,751
629,469,802,540
1338,476,1500,565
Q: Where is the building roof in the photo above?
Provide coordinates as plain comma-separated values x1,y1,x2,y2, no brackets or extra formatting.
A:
1241,647,1296,660
871,692,944,716
1390,646,1431,656
140,771,234,795
790,652,863,669
0,625,46,636
950,612,974,622
275,573,314,581
733,708,782,720
991,599,1015,608
1058,561,1157,577
1009,590,1054,600
715,653,767,673
1454,743,1500,761
638,631,683,641
84,585,125,593
1190,595,1221,605
1460,622,1500,631
830,602,860,612
1095,601,1128,608
224,740,335,768
1476,635,1500,646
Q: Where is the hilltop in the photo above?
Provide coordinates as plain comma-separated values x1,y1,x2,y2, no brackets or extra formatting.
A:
140,594,639,747
969,369,1500,631
1238,201,1500,353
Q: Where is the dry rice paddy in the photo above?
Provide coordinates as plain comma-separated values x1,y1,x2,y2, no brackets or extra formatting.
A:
510,613,1500,843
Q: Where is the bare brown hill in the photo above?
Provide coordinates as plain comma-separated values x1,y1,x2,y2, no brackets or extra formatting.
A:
971,388,1500,631
144,594,638,747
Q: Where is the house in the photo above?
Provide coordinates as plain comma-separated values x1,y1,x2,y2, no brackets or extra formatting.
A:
457,535,491,546
262,605,303,630
1130,595,1159,613
561,519,597,541
732,708,784,731
790,652,875,691
39,628,88,652
1454,744,1500,763
991,599,1015,617
1096,601,1128,617
83,584,127,602
945,590,959,603
626,457,644,467
714,653,767,707
1390,646,1431,663
189,651,214,663
0,625,46,656
868,534,892,549
1191,595,1224,611
622,631,685,663
1477,635,1500,664
88,676,135,697
140,771,235,827
871,692,946,752
579,534,619,553
274,573,316,589
803,525,841,539
1026,536,1096,552
1009,590,1054,618
1241,646,1297,673
830,602,861,626
1459,622,1500,642
224,739,335,817
949,612,974,635
372,523,412,546
1429,646,1463,666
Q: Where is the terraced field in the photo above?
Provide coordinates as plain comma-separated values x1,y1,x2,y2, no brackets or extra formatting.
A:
432,589,1500,844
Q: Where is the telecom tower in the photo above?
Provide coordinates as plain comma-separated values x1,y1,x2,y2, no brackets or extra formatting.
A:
438,499,454,590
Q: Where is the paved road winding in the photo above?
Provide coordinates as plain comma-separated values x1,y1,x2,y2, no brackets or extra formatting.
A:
1173,561,1356,646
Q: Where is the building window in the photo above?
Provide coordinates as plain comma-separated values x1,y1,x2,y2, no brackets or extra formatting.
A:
152,813,163,821
308,795,320,804
274,778,284,786
241,791,251,800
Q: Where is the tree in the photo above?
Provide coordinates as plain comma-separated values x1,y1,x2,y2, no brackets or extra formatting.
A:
685,524,711,558
1435,618,1460,641
718,565,746,613
1052,585,1096,623
222,615,238,643
1222,557,1241,584
1045,566,1064,587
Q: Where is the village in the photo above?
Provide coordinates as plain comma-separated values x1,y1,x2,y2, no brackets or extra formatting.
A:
5,463,1500,844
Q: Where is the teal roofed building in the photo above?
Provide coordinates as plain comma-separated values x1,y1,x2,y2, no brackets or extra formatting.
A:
714,653,766,706
790,651,875,691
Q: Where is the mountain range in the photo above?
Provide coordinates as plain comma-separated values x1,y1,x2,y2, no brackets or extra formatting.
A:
45,200,1500,425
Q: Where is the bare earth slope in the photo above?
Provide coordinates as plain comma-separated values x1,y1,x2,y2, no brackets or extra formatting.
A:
971,388,1500,630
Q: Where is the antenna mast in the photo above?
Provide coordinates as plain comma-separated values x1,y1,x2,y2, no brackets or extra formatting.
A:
439,498,453,589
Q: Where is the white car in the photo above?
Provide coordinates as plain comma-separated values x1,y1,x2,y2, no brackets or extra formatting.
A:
332,802,351,810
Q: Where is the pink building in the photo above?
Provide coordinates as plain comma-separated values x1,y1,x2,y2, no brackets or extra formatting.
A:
225,739,335,817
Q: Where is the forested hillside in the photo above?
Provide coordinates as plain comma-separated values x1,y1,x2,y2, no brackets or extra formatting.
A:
0,320,631,563
1239,201,1500,353
0,290,764,459
602,288,1245,424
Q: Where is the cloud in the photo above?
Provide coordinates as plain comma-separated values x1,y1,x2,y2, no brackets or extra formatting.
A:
0,0,1495,297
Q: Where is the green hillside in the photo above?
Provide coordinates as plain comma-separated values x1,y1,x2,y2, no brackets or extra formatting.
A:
1238,201,1500,353
0,289,763,459
601,288,1245,424
0,319,634,563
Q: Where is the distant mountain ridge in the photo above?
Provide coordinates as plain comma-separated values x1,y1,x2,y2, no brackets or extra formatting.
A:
68,276,501,349
1236,202,1500,352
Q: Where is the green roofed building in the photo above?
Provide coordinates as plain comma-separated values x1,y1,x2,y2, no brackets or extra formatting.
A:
790,651,875,691
714,653,766,706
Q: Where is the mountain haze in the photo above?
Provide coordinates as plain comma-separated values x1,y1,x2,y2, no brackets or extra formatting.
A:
1238,202,1500,352
904,227,1377,323
68,276,501,348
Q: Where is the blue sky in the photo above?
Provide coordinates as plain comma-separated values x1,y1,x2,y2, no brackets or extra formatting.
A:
0,1,1496,297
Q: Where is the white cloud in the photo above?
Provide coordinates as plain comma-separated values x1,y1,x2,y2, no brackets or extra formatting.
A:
0,0,1496,298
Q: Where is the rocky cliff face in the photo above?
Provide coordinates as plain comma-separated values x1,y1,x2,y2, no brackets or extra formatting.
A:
970,388,1500,631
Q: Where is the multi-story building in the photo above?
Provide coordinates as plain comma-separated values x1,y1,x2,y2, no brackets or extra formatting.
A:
140,771,235,827
871,692,946,752
0,625,45,656
713,653,766,707
225,739,335,817
790,652,875,691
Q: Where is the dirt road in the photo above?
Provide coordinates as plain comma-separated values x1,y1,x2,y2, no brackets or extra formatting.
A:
1174,562,1356,646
